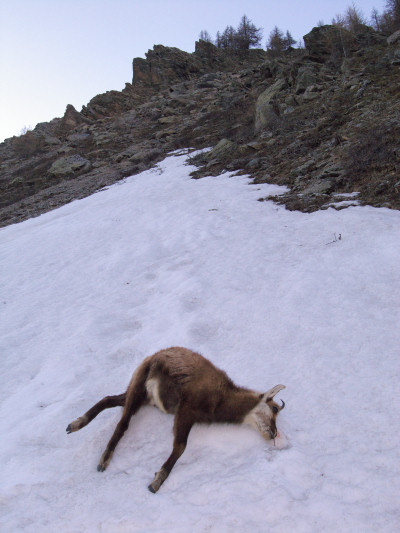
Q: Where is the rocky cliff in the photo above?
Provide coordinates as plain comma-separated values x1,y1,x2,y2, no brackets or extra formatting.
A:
1,26,399,227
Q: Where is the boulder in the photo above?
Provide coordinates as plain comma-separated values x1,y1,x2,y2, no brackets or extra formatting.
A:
390,48,400,65
158,116,177,125
302,179,335,195
60,104,88,131
205,139,235,160
254,78,287,132
292,159,315,176
354,25,385,46
387,29,400,45
301,85,322,101
81,91,128,119
131,42,267,88
303,25,356,62
194,40,220,62
132,45,201,86
295,66,318,94
49,155,91,177
67,132,91,143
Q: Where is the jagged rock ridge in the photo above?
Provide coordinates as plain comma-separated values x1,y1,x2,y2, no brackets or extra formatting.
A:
0,26,399,227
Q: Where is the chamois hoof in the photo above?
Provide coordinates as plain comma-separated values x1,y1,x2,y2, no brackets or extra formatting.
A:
97,450,112,472
66,416,87,433
148,468,168,493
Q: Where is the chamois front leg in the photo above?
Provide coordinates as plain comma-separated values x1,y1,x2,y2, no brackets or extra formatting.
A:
66,393,126,433
148,405,194,493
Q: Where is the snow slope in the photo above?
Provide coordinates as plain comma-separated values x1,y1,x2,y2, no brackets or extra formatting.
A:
1,152,399,532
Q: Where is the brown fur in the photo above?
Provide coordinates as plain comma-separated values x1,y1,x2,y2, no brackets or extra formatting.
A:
66,347,285,493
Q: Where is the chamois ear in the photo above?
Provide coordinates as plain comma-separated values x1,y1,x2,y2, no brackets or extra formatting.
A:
264,384,285,402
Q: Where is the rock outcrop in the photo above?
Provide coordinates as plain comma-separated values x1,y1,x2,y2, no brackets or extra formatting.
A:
1,26,399,227
254,78,287,132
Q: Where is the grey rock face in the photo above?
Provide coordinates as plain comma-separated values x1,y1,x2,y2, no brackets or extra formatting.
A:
49,155,91,177
254,78,287,132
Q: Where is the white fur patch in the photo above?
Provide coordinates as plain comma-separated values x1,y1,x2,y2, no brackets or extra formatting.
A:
145,378,168,414
243,404,273,437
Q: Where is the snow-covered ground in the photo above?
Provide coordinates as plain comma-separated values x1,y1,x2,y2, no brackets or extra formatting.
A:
1,152,399,532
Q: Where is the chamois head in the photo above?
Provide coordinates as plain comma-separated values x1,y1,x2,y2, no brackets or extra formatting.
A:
249,384,286,440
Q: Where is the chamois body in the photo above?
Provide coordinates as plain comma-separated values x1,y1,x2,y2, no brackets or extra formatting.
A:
67,347,285,493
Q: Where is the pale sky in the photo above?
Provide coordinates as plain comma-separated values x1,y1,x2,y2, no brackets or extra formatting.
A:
0,0,385,142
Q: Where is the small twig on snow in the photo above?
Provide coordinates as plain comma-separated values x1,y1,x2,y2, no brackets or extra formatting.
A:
325,233,342,245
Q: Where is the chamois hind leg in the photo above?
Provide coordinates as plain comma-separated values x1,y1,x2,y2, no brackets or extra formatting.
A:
66,393,126,434
97,356,152,472
148,406,194,493
97,388,146,472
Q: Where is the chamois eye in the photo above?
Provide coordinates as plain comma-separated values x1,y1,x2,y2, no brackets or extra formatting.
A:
271,406,278,414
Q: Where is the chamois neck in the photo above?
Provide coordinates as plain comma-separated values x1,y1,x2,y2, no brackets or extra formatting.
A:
214,387,259,424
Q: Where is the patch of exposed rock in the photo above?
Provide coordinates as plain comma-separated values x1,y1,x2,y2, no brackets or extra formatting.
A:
0,27,399,227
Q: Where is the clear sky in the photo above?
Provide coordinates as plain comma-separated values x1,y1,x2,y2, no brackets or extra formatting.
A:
0,0,385,142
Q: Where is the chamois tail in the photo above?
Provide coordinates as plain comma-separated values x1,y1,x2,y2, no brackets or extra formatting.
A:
122,355,153,417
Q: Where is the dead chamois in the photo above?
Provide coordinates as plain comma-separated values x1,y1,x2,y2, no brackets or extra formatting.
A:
66,347,286,493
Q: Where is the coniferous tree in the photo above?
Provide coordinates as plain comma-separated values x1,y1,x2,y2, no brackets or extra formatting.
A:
379,11,394,32
341,0,400,35
267,26,286,56
331,13,346,28
213,14,262,51
339,0,400,34
266,26,297,56
235,15,263,51
332,4,367,34
371,7,382,31
199,30,213,42
284,30,297,48
219,25,237,49
344,4,367,32
385,0,400,29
